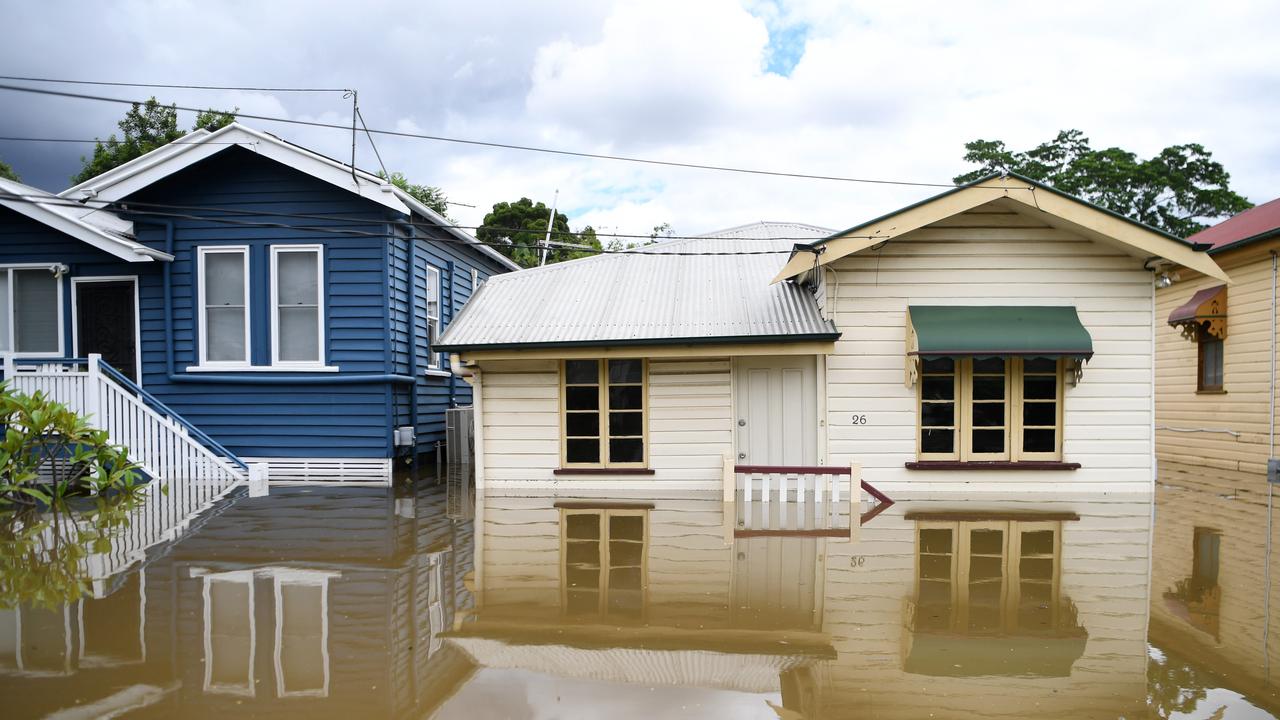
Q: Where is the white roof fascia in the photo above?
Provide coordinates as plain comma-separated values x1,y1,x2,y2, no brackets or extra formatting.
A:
391,187,521,272
59,129,212,200
0,180,163,263
63,123,410,216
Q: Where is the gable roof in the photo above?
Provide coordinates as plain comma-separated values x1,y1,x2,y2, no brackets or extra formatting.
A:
0,178,170,262
771,172,1229,283
436,222,839,352
1186,197,1280,253
59,122,520,271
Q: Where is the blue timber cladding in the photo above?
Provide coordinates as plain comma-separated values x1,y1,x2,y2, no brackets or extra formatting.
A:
108,147,509,460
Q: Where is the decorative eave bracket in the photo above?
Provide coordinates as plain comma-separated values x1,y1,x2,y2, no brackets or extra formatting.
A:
1168,285,1227,342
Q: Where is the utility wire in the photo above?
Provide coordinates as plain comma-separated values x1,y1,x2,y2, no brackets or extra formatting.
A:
0,192,846,244
0,83,957,188
0,192,851,255
0,75,350,93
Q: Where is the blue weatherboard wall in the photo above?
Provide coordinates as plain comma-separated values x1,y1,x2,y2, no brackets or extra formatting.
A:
108,147,510,461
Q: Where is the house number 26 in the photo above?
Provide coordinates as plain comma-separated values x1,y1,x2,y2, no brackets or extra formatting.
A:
851,414,868,425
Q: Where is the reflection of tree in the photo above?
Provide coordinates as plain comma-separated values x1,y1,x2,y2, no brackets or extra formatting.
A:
0,493,142,609
1147,647,1209,718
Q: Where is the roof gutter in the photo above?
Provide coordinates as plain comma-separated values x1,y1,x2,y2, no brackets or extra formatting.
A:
436,331,843,354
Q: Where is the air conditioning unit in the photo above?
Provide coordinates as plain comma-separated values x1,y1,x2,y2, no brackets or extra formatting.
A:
446,406,474,464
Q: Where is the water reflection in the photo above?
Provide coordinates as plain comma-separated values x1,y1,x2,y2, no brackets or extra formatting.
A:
4,475,1280,718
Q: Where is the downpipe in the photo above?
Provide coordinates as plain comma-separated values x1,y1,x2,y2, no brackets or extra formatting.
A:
1266,250,1277,680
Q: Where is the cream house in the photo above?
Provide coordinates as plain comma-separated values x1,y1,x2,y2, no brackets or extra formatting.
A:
1154,197,1280,494
439,174,1224,514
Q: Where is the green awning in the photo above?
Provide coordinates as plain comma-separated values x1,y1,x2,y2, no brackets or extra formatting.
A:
907,306,1093,359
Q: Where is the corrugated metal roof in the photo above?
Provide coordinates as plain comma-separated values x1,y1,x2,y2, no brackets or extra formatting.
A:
436,221,839,350
1188,196,1280,252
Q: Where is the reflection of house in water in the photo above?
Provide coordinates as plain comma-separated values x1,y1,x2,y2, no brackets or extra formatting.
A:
1150,481,1280,710
0,485,472,719
441,488,1152,719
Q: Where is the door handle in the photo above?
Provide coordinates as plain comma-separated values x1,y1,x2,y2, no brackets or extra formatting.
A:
738,452,746,460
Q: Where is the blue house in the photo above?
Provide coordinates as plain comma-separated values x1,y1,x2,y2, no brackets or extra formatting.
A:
0,123,518,482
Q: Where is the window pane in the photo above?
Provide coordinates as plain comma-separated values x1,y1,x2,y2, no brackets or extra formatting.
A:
0,272,9,351
565,566,600,590
566,386,599,410
1021,529,1055,556
205,307,246,362
279,583,325,692
565,360,599,384
921,357,954,373
608,385,643,410
566,513,601,540
972,402,1004,427
971,376,1004,401
972,429,1004,453
204,252,245,306
278,306,319,362
921,428,954,454
970,529,1004,555
608,359,642,384
609,438,644,463
566,439,600,464
609,412,643,437
1023,402,1057,427
608,540,643,567
566,412,599,437
1023,357,1057,373
921,402,953,427
277,251,318,306
1023,376,1057,400
919,553,952,580
920,528,953,554
1023,429,1056,453
565,540,600,565
921,376,953,400
13,270,58,353
610,514,644,542
972,357,1005,374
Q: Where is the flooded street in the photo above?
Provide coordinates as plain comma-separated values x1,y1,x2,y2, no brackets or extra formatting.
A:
1,476,1278,719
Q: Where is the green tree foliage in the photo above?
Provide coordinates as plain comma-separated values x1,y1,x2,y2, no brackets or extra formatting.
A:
0,159,19,182
378,171,452,220
477,197,603,268
954,129,1254,237
72,97,237,184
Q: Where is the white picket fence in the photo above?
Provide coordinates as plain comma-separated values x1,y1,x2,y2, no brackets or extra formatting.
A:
720,453,894,542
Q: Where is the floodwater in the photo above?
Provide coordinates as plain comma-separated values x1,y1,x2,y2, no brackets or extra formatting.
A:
2,471,1279,719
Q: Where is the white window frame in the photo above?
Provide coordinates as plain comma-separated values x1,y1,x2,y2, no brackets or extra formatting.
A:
0,264,66,358
425,265,442,369
272,569,338,698
269,244,326,369
196,246,252,369
200,570,256,697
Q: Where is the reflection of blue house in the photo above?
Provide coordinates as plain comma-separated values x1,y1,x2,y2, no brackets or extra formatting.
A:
0,124,517,482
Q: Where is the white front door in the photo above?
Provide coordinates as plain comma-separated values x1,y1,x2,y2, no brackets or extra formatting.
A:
733,356,819,466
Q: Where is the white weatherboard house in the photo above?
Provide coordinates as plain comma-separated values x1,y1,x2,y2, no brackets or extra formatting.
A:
437,175,1227,527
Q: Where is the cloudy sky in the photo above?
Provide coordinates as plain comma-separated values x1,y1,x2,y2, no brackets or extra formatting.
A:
2,0,1277,236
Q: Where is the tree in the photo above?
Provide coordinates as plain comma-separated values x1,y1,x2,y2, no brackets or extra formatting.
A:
378,171,452,220
72,97,237,184
0,159,18,182
954,129,1253,237
477,197,602,268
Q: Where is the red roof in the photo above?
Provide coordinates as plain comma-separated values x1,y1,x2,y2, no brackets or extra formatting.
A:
1187,197,1280,251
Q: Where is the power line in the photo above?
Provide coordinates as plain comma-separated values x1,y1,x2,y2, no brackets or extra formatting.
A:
0,191,851,255
0,75,349,93
0,82,957,188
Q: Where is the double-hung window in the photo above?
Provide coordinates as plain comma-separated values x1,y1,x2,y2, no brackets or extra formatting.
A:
561,508,647,618
425,266,441,368
918,357,1064,462
271,245,324,367
1197,328,1224,392
198,247,250,366
562,359,646,467
0,267,62,355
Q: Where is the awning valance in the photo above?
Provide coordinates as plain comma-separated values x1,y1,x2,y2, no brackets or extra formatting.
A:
906,306,1094,359
1168,285,1227,341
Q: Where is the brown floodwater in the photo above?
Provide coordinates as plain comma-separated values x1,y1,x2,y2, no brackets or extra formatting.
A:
1,473,1278,719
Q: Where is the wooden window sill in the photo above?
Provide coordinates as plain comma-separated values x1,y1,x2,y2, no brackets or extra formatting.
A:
554,500,656,510
553,467,656,476
905,510,1080,521
905,461,1081,471
1196,389,1227,395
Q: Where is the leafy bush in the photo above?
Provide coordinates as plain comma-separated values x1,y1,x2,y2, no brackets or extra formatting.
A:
0,386,142,506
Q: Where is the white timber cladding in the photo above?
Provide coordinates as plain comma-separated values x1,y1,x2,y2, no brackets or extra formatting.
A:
824,202,1155,493
478,358,733,488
